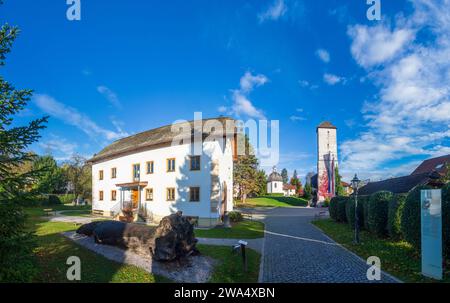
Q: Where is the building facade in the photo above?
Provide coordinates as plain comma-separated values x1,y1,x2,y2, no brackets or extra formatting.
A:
266,168,284,195
316,121,338,202
88,118,236,227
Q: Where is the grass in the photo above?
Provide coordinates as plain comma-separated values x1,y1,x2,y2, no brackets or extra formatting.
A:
26,211,169,283
24,204,91,217
195,220,264,239
313,219,450,283
198,244,260,283
59,210,92,217
23,204,261,283
237,195,308,208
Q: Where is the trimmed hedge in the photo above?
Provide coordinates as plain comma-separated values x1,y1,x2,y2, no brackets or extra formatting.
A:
401,185,432,250
337,196,348,222
443,183,449,260
359,196,370,230
368,191,393,237
329,197,339,221
387,194,407,239
345,196,364,230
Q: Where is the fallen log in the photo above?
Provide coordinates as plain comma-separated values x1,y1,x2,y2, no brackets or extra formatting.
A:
76,211,198,261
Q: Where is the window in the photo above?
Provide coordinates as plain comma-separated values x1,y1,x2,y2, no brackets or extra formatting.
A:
146,161,154,174
274,183,277,188
132,163,140,180
145,188,153,201
99,191,104,201
190,156,201,171
111,190,117,201
167,158,176,172
111,167,117,179
99,170,104,180
166,188,175,201
190,187,200,202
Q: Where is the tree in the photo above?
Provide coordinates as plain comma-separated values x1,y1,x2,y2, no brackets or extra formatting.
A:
441,163,450,184
304,182,312,200
32,155,66,194
62,155,92,201
335,167,346,196
233,136,260,203
255,169,267,196
0,20,48,281
281,168,288,184
290,170,302,195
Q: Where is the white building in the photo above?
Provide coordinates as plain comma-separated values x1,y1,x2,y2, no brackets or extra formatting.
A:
316,121,338,203
283,184,296,197
266,168,284,195
88,117,236,227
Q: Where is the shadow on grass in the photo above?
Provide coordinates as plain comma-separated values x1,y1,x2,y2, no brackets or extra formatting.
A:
27,214,169,283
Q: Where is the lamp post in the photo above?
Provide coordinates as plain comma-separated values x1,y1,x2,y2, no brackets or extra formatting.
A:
351,174,361,244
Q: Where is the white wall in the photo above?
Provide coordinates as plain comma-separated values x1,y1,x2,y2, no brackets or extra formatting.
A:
317,127,338,202
267,181,284,194
92,138,233,220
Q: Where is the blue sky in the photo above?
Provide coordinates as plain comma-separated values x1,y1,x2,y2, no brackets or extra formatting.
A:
2,0,449,182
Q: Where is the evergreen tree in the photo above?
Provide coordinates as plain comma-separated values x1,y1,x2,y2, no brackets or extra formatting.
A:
303,182,312,200
334,166,346,196
233,135,260,203
281,168,288,184
0,20,48,281
32,155,66,194
255,169,267,196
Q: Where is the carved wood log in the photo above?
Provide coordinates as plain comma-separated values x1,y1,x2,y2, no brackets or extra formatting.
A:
76,211,198,261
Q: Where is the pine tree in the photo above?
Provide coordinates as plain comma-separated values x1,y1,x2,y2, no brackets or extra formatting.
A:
233,136,260,203
0,21,48,281
281,168,288,184
334,167,346,196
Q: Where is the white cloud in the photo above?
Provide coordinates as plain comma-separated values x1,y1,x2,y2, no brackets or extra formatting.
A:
316,49,330,63
97,86,122,109
347,23,414,68
323,73,345,85
341,0,450,180
258,0,287,23
34,94,129,141
298,80,318,89
290,115,306,122
223,71,269,120
39,135,78,161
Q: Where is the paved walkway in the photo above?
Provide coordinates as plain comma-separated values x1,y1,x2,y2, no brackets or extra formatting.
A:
242,207,400,283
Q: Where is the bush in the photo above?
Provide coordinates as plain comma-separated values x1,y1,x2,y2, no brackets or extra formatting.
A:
337,197,348,222
401,186,431,251
228,211,243,222
387,194,407,239
44,194,62,206
0,202,37,282
368,191,393,237
443,183,450,260
345,196,364,230
359,196,370,230
323,197,330,208
329,197,339,221
58,194,76,204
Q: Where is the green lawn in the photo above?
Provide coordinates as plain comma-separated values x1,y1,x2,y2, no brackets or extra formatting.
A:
237,195,308,208
313,219,450,283
59,210,92,217
198,244,260,283
24,205,261,283
27,212,169,283
195,220,264,239
24,204,91,217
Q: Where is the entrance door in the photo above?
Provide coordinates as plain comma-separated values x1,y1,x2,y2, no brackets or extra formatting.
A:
131,188,139,209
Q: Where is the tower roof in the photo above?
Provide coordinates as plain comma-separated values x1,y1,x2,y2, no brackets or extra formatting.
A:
268,171,283,182
317,121,337,129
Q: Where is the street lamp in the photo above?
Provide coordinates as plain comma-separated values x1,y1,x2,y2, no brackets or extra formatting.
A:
351,174,361,244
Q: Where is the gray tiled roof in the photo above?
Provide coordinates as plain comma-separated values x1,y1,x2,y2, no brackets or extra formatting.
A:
88,117,235,163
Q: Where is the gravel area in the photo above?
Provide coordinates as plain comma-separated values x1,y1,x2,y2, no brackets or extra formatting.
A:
62,231,216,283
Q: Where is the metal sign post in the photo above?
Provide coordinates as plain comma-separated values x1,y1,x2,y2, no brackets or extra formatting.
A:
421,189,443,280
